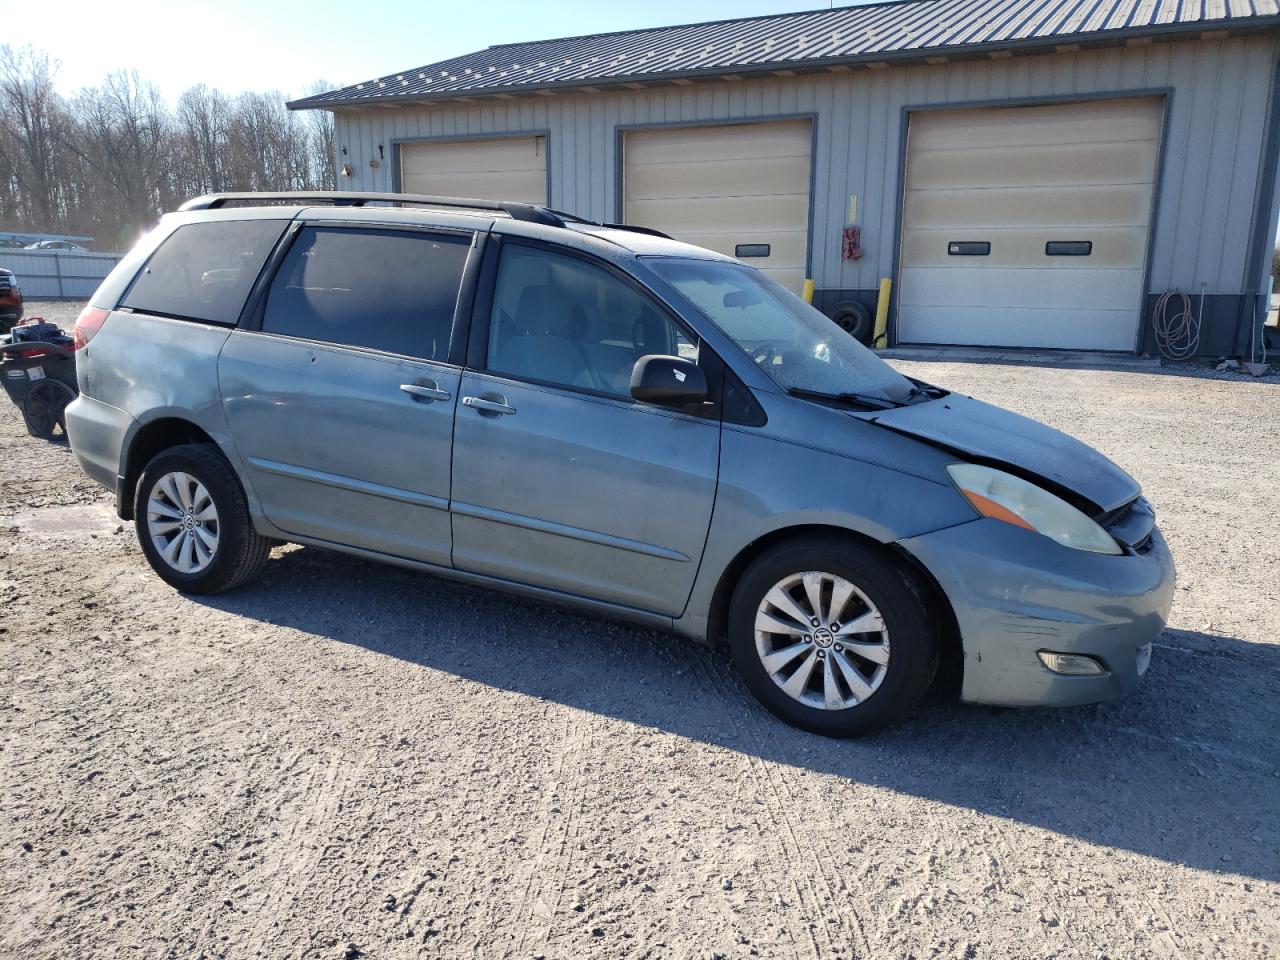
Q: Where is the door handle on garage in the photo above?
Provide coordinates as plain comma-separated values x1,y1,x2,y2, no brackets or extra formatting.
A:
400,382,451,402
462,395,516,416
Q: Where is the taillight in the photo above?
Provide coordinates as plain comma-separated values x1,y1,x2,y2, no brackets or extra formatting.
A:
73,306,110,351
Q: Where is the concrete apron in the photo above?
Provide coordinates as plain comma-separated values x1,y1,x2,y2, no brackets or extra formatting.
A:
877,346,1163,372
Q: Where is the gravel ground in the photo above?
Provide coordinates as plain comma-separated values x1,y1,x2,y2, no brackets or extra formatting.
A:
9,301,82,329
2,301,1278,959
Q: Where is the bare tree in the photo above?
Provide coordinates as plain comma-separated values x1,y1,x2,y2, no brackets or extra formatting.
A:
304,80,337,190
0,43,339,248
63,72,171,247
0,46,67,229
176,84,233,195
0,140,17,223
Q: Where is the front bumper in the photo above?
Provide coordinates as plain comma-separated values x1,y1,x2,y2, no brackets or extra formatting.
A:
900,517,1175,707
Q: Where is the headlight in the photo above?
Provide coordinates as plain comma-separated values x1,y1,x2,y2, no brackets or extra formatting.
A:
947,463,1122,555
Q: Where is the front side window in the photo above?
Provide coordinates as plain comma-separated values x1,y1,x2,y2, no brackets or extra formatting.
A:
647,257,913,403
487,244,696,397
122,219,288,325
263,227,471,361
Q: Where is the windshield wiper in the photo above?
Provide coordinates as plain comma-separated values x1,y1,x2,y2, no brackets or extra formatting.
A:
787,387,899,411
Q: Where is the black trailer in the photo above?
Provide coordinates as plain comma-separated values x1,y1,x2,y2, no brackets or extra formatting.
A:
1,334,77,439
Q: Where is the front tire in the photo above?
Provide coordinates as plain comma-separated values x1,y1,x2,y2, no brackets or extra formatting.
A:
134,443,271,594
728,536,939,737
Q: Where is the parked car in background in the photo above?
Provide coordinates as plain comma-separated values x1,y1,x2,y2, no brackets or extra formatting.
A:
0,269,23,332
0,238,30,249
63,192,1175,736
25,239,88,251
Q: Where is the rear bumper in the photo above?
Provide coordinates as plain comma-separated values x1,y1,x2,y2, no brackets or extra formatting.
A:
65,394,134,503
900,518,1175,708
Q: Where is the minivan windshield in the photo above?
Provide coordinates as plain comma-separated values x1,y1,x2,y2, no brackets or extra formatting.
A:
647,258,913,403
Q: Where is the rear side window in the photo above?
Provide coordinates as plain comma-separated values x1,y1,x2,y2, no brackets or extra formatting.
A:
262,227,470,361
121,219,287,325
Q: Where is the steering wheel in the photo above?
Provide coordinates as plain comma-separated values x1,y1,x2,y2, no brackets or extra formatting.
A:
750,344,776,367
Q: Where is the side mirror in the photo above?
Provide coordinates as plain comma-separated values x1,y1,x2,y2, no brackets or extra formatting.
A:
630,354,708,406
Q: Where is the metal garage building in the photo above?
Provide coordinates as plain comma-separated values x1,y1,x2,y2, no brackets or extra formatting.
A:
290,0,1280,357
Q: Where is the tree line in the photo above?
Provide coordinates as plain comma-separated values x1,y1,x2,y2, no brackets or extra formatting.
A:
0,46,335,251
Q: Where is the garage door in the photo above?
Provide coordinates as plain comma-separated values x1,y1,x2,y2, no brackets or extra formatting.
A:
622,120,811,293
399,136,546,204
898,97,1163,350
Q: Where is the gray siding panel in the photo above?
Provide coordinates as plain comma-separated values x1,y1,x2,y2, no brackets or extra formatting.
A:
336,36,1279,298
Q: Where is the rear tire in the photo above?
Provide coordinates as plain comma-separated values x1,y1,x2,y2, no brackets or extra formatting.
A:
728,536,939,737
134,443,271,594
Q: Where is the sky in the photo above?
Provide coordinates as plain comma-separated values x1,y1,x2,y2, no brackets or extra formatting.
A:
0,0,880,104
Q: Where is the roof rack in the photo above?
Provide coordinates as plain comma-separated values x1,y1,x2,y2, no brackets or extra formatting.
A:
178,191,566,227
177,191,673,240
545,207,672,240
601,222,672,240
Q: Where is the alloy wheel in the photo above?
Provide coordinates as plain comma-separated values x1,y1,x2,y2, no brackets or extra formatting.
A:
753,570,891,710
146,471,220,574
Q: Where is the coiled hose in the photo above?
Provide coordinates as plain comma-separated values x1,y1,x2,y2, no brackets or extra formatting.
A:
1151,289,1201,361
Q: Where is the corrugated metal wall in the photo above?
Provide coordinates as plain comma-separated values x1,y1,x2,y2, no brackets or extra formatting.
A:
3,250,123,300
334,35,1279,299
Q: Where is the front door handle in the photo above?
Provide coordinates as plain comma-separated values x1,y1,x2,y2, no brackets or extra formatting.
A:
462,395,516,416
401,382,451,402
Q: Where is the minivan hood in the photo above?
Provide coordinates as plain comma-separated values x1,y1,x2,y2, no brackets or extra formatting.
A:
866,393,1140,514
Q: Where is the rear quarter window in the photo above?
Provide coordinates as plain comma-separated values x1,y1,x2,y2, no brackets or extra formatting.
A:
121,219,288,325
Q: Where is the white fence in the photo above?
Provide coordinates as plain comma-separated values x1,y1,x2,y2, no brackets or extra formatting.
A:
2,250,122,300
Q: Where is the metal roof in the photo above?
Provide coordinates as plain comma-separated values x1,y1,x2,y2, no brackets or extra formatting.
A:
290,0,1280,109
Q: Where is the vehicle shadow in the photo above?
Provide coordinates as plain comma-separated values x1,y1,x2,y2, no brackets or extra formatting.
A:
198,544,1280,884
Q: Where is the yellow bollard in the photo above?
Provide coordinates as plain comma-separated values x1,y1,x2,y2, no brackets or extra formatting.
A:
801,278,815,304
873,277,892,348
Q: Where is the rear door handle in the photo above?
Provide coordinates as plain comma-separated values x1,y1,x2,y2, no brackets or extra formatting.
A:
401,382,451,402
462,395,516,416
